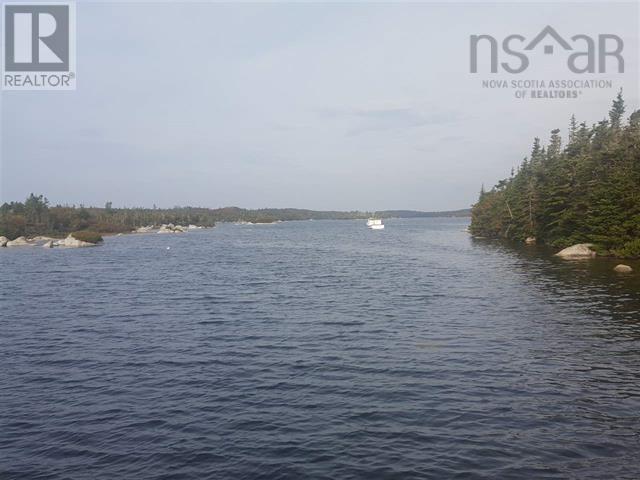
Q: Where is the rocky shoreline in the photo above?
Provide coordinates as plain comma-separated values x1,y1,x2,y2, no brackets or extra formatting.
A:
0,234,101,248
554,243,634,273
133,224,206,234
469,232,636,274
0,224,210,249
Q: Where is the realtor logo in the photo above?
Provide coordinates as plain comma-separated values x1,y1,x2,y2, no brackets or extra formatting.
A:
470,25,625,74
2,2,76,90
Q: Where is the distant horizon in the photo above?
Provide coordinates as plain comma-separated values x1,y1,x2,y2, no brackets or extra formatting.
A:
0,193,472,214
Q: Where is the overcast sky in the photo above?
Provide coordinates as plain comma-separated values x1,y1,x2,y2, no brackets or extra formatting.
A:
1,1,638,211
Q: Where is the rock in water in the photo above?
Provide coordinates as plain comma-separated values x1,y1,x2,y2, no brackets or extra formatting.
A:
42,240,54,248
525,237,536,245
134,226,155,233
157,224,187,234
0,236,8,247
29,236,56,243
54,234,96,248
614,264,633,273
6,236,31,247
555,244,596,259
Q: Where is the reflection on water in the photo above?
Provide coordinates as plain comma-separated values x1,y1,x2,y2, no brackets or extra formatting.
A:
2,218,639,479
472,236,640,326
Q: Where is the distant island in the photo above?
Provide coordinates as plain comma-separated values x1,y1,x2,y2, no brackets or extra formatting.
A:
470,92,640,258
0,196,470,241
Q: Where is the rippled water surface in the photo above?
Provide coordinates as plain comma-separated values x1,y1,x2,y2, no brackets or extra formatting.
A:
2,218,640,479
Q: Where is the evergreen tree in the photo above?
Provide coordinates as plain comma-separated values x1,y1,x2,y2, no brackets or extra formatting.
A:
609,89,625,130
470,93,640,257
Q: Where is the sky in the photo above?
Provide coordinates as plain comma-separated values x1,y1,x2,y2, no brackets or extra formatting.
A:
1,0,638,211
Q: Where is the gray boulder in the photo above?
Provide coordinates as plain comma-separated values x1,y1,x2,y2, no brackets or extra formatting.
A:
133,226,155,233
54,234,96,248
555,244,596,259
614,264,633,273
157,224,187,234
6,236,31,247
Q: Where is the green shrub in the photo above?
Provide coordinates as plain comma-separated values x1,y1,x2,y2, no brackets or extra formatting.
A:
71,231,103,244
613,238,640,259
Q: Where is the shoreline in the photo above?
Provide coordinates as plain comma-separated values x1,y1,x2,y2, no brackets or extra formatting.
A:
470,234,639,265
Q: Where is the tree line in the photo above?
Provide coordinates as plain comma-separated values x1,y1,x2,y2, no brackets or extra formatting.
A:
0,197,470,240
0,196,220,239
470,92,640,258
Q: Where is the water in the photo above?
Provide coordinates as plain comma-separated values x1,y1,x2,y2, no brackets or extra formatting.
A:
2,218,640,479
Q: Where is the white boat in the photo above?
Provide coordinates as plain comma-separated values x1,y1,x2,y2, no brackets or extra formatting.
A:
367,218,384,230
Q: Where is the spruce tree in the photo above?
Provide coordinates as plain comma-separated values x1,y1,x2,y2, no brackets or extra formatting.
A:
470,93,640,256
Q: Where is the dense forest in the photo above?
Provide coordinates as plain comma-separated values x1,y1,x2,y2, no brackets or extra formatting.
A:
0,197,469,240
470,92,640,258
0,197,219,239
